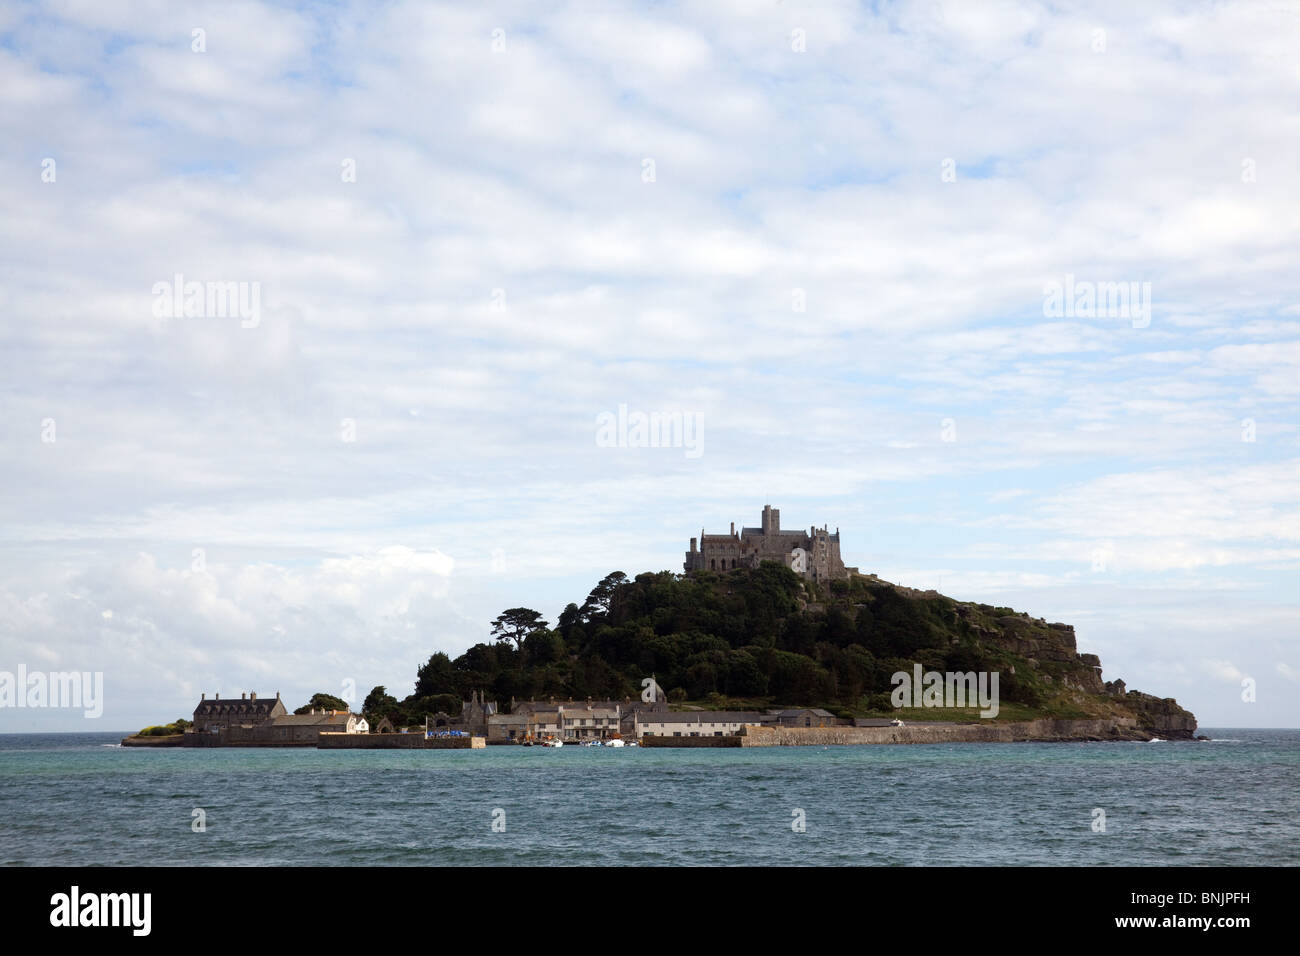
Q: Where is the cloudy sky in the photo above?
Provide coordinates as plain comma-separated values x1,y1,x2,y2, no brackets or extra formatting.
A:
2,0,1297,731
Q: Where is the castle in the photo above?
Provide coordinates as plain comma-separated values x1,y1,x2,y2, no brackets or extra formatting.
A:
684,505,857,583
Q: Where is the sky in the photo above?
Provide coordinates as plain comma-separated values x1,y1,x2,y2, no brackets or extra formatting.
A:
1,0,1297,731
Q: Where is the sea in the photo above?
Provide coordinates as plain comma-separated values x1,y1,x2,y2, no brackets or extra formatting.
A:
1,729,1297,866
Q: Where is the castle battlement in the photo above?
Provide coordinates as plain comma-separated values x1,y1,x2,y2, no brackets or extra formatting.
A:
684,505,856,582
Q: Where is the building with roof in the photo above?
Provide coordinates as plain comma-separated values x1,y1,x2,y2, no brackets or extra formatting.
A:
260,710,362,744
490,695,669,742
460,690,498,736
633,710,775,738
192,691,288,733
486,708,562,743
558,702,622,741
684,505,857,583
772,708,838,728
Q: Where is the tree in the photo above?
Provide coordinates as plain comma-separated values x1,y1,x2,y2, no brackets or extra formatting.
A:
414,652,455,698
523,628,565,664
490,608,549,650
581,571,628,620
362,685,400,720
294,692,349,714
557,603,583,638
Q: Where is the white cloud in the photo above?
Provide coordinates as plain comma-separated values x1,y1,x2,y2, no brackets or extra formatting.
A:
1202,659,1246,683
1,0,1298,729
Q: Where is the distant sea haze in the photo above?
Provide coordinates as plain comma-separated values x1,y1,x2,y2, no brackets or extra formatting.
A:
1,730,1297,866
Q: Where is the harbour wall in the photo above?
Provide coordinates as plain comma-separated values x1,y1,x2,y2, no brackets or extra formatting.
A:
317,733,485,749
640,735,744,748
739,718,1144,746
120,734,187,747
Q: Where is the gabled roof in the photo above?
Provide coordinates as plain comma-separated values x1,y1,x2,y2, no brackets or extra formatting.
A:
194,696,282,717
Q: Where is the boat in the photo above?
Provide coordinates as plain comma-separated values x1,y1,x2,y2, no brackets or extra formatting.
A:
543,737,563,748
605,738,625,748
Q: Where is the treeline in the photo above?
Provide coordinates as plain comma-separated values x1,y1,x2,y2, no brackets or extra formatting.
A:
360,564,1049,724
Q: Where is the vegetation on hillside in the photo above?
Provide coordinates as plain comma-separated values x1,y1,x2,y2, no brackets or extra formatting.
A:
362,564,1119,726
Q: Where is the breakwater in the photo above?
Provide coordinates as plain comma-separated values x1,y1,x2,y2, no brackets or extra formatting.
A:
120,734,187,747
739,717,1145,746
640,735,743,748
317,733,484,749
120,733,485,749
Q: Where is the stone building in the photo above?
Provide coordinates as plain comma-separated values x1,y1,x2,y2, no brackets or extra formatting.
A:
489,696,669,742
264,710,359,744
684,505,857,583
460,690,498,736
772,708,837,728
558,702,622,741
633,711,774,738
192,691,288,733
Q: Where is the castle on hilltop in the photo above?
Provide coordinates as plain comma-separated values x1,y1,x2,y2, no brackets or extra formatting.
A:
684,505,857,583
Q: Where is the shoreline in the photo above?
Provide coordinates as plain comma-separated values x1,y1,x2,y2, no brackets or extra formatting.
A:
118,716,1203,749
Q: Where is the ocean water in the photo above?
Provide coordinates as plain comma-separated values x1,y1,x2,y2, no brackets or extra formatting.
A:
1,729,1297,866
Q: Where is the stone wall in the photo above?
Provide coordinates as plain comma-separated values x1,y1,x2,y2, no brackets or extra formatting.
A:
120,734,187,747
640,734,743,747
739,717,1145,746
183,733,314,747
317,733,485,749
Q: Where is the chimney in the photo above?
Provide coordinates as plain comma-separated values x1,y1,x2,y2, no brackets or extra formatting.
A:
730,521,735,536
690,537,697,553
276,691,280,699
250,692,257,701
214,692,219,700
201,692,206,700
242,692,247,700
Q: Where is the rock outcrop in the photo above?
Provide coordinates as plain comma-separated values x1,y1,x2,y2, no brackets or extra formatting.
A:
1120,691,1198,740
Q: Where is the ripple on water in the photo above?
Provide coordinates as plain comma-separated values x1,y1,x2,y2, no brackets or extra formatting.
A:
1,731,1298,865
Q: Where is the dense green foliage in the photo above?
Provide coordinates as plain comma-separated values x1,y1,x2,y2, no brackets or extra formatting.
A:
365,565,1075,723
294,692,350,714
138,718,190,736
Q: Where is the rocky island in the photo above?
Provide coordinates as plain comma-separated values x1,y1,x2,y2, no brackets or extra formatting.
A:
125,508,1199,746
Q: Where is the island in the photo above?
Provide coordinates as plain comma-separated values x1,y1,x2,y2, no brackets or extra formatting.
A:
124,506,1198,748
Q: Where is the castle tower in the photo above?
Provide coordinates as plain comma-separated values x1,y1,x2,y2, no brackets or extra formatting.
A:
685,506,856,580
